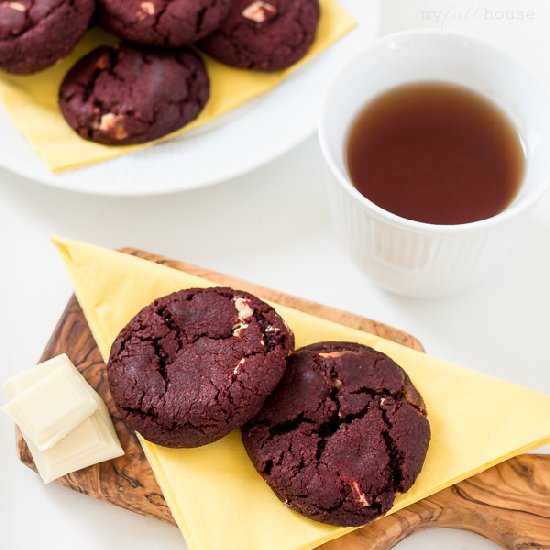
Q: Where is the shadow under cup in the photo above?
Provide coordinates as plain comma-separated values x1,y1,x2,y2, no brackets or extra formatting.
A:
319,31,550,298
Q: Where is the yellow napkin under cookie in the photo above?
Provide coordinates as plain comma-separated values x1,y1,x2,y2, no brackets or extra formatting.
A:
0,0,355,173
53,237,550,550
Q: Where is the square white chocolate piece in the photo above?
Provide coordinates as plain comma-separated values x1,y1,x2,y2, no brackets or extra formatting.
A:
4,357,98,451
4,354,123,483
3,354,69,396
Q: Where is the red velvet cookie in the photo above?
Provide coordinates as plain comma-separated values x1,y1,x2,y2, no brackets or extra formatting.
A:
98,0,231,47
107,287,295,448
242,342,430,527
58,44,209,145
199,0,320,71
0,0,95,74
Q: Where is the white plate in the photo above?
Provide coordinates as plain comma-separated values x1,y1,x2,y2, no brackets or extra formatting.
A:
0,0,380,196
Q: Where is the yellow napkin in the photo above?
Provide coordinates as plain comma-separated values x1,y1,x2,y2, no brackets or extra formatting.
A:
0,1,355,173
53,237,550,550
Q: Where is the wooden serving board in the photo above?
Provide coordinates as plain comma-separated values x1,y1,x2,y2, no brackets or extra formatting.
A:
16,249,550,549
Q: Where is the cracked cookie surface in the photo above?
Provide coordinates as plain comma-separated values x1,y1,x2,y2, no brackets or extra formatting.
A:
98,0,231,47
107,287,295,448
58,44,209,145
242,341,430,526
0,0,95,74
199,0,320,71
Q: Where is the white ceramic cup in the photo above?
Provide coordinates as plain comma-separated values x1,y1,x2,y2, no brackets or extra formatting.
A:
319,31,550,298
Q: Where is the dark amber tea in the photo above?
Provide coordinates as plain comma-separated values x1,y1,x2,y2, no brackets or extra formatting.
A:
346,82,525,225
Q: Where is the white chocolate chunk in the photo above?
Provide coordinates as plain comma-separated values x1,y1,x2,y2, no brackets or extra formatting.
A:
140,1,155,15
242,0,276,23
3,354,68,396
1,2,27,12
4,358,98,451
350,481,371,507
232,322,249,338
318,351,359,359
233,358,246,376
233,297,254,322
3,354,123,484
232,297,254,337
98,113,128,140
318,352,344,358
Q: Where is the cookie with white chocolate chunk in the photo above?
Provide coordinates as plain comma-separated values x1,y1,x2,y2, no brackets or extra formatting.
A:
107,287,295,448
58,43,209,145
97,0,231,46
242,341,430,527
199,0,320,71
0,0,95,74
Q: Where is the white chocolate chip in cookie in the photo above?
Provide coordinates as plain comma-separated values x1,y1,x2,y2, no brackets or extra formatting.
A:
241,0,276,23
233,358,246,376
318,351,346,359
233,297,254,322
2,1,27,11
140,1,155,15
350,481,371,507
232,322,249,338
136,2,155,20
319,350,362,359
97,113,128,140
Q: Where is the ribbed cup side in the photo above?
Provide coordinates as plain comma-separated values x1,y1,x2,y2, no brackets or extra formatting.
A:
326,175,525,298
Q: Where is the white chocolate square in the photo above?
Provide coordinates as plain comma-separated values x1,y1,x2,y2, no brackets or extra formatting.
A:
3,354,69,396
4,354,123,483
4,357,98,450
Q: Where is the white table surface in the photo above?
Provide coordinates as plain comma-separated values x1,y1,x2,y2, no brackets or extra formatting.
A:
1,133,549,549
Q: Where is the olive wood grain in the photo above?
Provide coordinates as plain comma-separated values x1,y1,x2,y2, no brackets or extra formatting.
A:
15,249,550,549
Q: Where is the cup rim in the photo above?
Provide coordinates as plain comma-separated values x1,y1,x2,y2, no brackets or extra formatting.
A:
318,29,550,234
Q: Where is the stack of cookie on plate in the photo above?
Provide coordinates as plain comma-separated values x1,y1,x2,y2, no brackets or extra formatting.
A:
0,0,321,144
107,286,431,527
